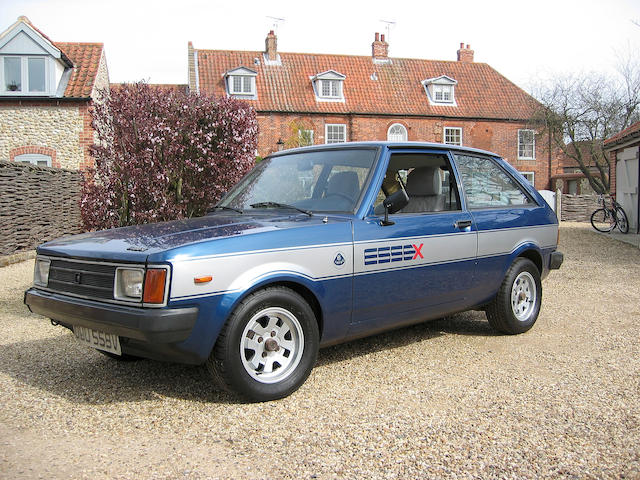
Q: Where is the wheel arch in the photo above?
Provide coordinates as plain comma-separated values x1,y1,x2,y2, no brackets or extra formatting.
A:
516,247,543,274
223,275,325,339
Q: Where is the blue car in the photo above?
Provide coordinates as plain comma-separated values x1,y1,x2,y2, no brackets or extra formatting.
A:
24,142,563,401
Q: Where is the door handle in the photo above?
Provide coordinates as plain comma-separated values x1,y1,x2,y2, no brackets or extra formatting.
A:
455,220,472,229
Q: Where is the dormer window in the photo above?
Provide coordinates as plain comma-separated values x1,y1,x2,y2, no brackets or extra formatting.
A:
312,70,345,102
2,56,47,93
320,79,341,98
422,75,457,106
433,84,453,103
225,67,257,99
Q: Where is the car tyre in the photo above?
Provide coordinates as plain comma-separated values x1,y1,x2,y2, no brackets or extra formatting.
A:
207,286,319,402
486,258,541,335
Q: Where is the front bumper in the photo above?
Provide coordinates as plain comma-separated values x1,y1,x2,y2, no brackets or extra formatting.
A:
549,251,564,270
24,288,198,344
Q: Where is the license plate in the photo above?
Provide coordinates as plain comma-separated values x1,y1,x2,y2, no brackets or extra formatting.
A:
74,326,121,355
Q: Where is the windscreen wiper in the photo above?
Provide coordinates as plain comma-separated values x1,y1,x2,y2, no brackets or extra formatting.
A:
250,202,313,217
208,205,244,214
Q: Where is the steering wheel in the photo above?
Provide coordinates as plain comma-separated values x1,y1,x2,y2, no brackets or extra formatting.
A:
325,192,354,203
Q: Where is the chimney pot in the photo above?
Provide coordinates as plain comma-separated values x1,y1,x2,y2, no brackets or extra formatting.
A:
375,32,379,41
460,42,464,49
381,34,385,42
466,44,470,49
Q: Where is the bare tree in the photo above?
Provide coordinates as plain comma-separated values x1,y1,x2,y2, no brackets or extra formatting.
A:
532,55,640,194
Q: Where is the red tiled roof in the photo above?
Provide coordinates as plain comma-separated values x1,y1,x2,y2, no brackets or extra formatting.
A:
604,121,640,148
147,83,188,93
110,83,189,94
196,49,537,120
56,42,104,98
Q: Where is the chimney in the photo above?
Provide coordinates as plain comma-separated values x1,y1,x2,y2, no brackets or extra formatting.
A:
188,41,198,94
372,32,389,59
457,42,474,63
265,30,277,61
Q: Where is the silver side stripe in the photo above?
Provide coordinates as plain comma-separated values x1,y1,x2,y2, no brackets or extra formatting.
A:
169,224,557,301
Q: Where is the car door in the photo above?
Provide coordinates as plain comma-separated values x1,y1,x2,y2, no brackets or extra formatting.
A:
453,153,552,303
349,149,478,335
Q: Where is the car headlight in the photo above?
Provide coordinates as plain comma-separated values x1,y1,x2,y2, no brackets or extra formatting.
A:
34,258,51,287
114,267,169,304
114,268,144,301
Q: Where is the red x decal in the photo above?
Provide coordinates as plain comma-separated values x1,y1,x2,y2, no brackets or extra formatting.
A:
412,243,424,259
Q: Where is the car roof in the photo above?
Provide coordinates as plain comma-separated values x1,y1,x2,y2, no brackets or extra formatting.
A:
269,141,500,159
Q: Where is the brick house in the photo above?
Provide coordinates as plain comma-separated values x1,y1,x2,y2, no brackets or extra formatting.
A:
188,31,551,190
604,122,640,233
0,16,109,170
549,142,603,195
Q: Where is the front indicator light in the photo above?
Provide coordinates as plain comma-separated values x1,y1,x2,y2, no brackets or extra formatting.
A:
194,275,213,284
143,269,167,304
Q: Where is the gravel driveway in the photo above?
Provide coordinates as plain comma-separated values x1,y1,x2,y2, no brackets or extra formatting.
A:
1,222,639,479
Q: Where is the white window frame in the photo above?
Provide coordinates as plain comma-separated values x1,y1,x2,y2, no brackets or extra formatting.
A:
228,75,255,96
319,79,341,99
1,55,50,95
298,129,314,146
433,84,453,103
518,129,536,160
325,124,346,144
521,171,535,186
14,153,52,167
444,127,462,146
387,123,408,142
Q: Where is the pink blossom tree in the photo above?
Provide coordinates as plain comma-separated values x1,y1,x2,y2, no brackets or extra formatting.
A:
81,83,258,230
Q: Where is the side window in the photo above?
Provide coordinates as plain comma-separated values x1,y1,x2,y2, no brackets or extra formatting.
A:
374,153,461,214
455,154,533,208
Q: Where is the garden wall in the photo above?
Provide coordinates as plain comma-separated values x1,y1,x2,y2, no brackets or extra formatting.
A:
0,160,83,257
559,194,599,222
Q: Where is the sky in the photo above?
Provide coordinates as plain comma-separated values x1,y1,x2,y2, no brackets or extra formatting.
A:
2,0,639,93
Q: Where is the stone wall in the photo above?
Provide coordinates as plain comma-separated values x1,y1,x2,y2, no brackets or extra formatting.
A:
0,102,87,169
559,194,600,222
91,51,111,98
0,160,83,256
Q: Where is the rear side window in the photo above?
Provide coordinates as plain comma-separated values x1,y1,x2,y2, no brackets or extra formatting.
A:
455,154,533,209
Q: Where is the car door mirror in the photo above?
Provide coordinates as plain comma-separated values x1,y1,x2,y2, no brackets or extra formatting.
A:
381,189,409,226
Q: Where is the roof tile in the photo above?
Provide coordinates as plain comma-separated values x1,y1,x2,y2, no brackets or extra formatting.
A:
197,49,536,120
604,121,640,147
55,42,104,98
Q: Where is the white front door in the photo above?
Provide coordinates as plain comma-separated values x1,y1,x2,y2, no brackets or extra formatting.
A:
616,146,639,233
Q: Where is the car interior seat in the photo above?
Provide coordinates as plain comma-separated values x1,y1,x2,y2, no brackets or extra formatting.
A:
402,166,445,213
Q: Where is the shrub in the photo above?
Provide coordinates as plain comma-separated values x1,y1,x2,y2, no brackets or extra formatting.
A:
81,83,258,230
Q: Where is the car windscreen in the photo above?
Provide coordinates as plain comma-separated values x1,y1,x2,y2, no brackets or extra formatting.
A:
218,148,378,213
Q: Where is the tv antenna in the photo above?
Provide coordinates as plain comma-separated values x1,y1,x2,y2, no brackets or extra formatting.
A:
380,19,396,41
267,16,285,33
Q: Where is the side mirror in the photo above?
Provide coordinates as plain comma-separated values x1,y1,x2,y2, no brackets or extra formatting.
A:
381,189,409,226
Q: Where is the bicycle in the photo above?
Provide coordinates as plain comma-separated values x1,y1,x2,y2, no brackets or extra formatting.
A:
590,194,629,234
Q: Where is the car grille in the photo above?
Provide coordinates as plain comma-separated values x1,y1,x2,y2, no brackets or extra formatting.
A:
47,259,118,301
